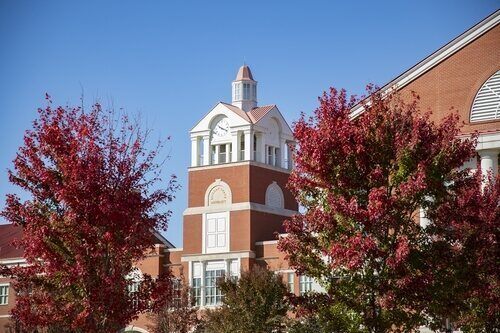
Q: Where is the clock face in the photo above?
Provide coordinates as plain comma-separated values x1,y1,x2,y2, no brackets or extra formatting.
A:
213,118,229,137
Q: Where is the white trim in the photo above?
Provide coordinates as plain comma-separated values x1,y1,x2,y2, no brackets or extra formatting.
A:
0,283,9,306
476,131,500,150
165,247,183,252
189,160,292,174
255,240,279,246
181,250,255,262
204,179,232,207
351,10,500,118
203,211,230,254
0,315,11,318
121,326,149,333
0,258,26,265
184,202,297,217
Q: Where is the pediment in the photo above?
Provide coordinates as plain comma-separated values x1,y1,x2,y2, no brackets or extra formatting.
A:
191,102,251,134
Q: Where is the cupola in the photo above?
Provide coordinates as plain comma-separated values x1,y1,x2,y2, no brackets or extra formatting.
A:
232,65,257,112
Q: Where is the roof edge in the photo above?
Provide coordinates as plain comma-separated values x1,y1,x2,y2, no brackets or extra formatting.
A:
351,10,500,118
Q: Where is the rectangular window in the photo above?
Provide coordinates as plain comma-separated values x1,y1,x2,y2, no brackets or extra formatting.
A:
219,144,226,163
205,269,225,306
235,83,241,100
127,281,140,310
240,134,245,161
287,273,294,293
198,137,204,165
0,285,8,305
267,145,275,165
171,278,182,307
299,275,313,295
253,135,258,162
211,145,216,164
243,83,250,99
205,212,228,253
275,147,280,167
192,262,202,306
192,277,202,306
230,260,239,281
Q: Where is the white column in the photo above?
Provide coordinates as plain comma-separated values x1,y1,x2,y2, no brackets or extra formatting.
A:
203,135,210,166
214,144,220,164
479,149,499,180
191,136,199,167
280,138,287,168
244,130,252,161
231,131,239,162
225,143,231,164
201,261,206,306
258,133,266,163
225,259,231,278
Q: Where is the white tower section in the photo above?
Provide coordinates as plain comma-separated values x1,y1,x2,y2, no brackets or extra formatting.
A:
232,65,257,112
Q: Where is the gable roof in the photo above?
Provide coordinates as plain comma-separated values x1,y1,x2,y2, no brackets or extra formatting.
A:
248,105,276,123
219,102,252,122
351,10,500,118
0,224,23,260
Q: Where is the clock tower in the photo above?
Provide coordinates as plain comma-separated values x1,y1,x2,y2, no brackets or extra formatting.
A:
168,65,298,307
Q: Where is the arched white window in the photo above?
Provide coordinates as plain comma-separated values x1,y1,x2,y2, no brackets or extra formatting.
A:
470,70,500,122
265,181,284,209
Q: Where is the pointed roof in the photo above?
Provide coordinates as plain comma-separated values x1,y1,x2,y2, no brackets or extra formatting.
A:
235,65,255,81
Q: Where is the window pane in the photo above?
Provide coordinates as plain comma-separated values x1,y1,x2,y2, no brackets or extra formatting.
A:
207,234,216,248
217,234,225,247
216,218,225,232
208,219,216,233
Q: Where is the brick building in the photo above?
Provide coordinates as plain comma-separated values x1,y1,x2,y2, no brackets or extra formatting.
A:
1,10,499,333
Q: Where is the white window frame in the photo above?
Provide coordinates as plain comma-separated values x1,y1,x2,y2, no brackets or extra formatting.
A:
287,273,294,293
0,284,9,305
203,211,230,254
204,266,225,306
299,275,313,295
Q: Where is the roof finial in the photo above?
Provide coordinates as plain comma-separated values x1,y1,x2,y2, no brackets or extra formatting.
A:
243,56,246,66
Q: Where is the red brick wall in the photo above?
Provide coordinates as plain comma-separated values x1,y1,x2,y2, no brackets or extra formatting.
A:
400,25,500,134
182,214,203,254
188,162,298,211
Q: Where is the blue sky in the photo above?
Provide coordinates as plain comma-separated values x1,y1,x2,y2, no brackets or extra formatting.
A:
0,0,498,247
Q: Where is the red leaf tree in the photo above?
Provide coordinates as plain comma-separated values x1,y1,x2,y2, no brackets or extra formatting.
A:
1,99,178,332
278,87,497,332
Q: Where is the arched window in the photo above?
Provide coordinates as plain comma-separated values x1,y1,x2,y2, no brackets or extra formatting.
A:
470,70,500,122
265,182,284,209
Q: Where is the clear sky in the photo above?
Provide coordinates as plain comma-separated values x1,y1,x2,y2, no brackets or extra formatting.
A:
0,0,498,247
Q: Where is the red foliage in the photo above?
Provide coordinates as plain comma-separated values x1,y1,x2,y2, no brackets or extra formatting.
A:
278,86,497,331
1,100,178,332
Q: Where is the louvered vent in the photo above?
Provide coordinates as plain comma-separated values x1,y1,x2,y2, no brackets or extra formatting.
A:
470,70,500,122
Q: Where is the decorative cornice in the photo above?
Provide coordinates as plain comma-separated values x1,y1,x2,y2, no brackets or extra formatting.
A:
188,160,292,174
181,250,255,262
183,201,298,217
